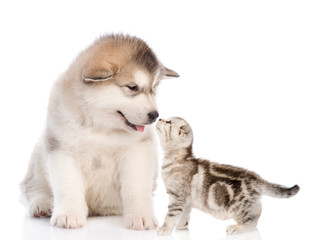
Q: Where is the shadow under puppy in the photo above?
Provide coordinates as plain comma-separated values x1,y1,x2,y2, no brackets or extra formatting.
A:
156,117,299,235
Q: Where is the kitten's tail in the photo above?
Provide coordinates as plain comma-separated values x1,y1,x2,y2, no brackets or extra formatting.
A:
262,181,300,198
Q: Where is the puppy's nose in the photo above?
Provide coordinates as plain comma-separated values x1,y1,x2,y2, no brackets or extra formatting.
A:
148,111,159,122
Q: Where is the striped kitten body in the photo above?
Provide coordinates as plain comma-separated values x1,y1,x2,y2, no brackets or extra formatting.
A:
156,117,299,235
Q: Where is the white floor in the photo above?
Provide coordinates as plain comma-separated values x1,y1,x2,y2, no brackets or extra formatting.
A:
7,215,262,240
1,177,308,240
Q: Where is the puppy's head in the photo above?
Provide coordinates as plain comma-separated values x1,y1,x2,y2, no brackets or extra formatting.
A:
73,35,179,133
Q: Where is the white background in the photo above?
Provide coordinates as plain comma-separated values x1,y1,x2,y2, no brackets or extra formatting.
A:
0,1,310,240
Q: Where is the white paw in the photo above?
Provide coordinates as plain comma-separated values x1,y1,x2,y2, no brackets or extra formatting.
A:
226,224,240,235
157,225,173,235
176,225,189,230
29,198,52,218
124,214,158,230
51,213,86,228
226,224,256,235
176,221,189,230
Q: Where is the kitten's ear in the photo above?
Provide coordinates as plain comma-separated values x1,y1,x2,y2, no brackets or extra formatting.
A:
179,125,189,138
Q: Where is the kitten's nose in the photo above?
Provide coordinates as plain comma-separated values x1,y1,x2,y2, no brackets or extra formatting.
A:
148,111,159,123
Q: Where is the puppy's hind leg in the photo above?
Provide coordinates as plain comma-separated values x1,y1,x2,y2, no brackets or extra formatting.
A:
21,143,53,218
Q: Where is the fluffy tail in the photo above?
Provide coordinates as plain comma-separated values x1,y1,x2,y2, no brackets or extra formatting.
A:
262,181,300,198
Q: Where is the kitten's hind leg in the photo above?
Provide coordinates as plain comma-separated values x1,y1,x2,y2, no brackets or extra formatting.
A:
227,201,262,235
176,204,191,230
226,222,258,235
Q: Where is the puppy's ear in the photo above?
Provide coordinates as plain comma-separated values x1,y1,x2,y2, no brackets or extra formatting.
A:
161,67,180,79
83,63,116,83
83,74,113,83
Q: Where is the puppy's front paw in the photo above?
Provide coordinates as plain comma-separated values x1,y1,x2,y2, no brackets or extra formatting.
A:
157,225,173,235
51,213,86,229
29,198,52,218
124,214,158,230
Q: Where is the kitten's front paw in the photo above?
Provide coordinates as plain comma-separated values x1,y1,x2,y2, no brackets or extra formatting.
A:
176,225,189,230
157,225,173,235
124,214,158,230
176,221,189,230
226,224,240,235
226,224,256,235
51,213,86,229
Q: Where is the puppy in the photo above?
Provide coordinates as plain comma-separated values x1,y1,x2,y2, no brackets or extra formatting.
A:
21,34,179,229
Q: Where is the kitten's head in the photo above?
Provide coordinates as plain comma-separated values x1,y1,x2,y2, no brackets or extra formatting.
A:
156,117,193,151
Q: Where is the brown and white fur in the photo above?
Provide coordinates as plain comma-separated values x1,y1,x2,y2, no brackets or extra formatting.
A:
156,117,299,235
20,34,179,229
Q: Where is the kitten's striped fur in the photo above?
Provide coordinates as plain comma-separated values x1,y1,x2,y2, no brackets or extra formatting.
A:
156,117,299,235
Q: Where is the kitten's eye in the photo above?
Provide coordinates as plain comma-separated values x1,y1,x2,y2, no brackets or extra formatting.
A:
165,120,171,124
127,84,139,91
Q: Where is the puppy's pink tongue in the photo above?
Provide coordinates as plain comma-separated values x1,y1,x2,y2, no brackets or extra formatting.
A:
136,125,145,132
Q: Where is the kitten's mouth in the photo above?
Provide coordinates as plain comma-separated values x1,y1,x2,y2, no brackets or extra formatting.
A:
156,123,162,134
117,111,145,132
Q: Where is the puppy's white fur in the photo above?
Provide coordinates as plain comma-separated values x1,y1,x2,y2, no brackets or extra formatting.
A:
21,34,179,229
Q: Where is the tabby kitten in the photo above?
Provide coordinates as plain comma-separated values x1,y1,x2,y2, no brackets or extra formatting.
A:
156,117,299,235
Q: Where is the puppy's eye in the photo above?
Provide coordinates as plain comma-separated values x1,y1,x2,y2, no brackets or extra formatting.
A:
165,120,171,124
127,85,138,91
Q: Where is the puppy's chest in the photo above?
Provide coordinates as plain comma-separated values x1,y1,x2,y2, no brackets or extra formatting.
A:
78,146,121,177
